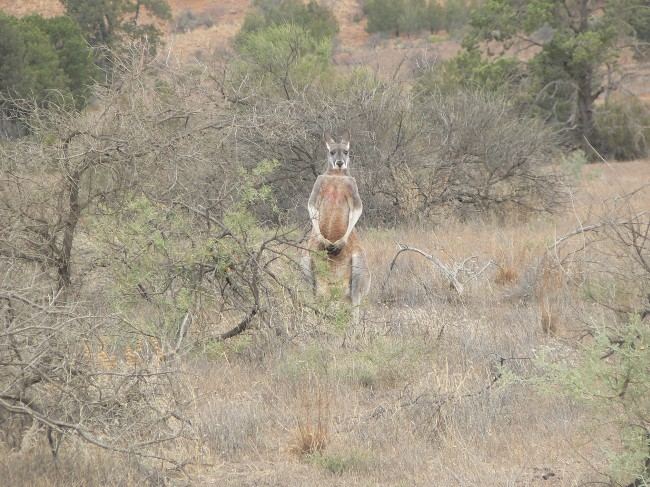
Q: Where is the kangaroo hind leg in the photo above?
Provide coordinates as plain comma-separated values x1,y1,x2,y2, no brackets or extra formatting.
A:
301,251,316,295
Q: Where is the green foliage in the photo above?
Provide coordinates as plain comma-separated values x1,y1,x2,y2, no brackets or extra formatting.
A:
443,0,480,33
541,316,650,484
0,14,66,101
364,0,406,36
338,337,427,389
202,335,253,361
275,337,428,391
234,1,337,97
416,46,523,95
629,2,650,50
594,96,650,160
223,159,279,234
464,0,647,150
0,15,27,95
364,0,480,36
62,0,171,48
21,15,96,106
92,195,198,333
90,159,279,340
559,149,588,181
238,0,338,44
0,13,94,109
237,24,332,97
307,449,374,475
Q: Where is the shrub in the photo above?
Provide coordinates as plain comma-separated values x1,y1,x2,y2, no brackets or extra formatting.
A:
0,13,94,110
364,0,406,36
21,15,96,106
0,13,67,103
308,449,374,475
540,185,650,485
543,317,650,484
237,0,338,44
594,96,650,160
416,47,524,95
174,9,214,33
363,0,481,37
223,65,566,223
62,0,171,49
233,0,337,98
0,49,301,466
236,24,332,98
424,90,567,217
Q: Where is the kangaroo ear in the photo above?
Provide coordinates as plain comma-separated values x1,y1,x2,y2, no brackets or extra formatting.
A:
324,132,335,150
341,129,351,150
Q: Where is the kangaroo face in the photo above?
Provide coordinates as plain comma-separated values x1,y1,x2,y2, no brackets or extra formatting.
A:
325,134,350,171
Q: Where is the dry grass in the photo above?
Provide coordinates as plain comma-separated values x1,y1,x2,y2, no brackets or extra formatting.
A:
4,160,647,485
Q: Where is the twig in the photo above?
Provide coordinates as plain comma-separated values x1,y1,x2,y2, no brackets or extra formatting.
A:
384,243,466,295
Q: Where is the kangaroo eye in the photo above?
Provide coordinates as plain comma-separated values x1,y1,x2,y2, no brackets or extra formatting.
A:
343,151,348,155
330,151,335,156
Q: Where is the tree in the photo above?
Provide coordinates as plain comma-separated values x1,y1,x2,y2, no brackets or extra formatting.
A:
0,14,27,97
62,0,171,48
1,13,95,116
0,14,67,104
21,15,96,106
466,0,648,152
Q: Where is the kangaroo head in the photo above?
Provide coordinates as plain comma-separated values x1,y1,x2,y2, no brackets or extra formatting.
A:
324,132,350,172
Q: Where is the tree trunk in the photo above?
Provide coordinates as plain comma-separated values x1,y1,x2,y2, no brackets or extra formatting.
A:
575,0,597,156
576,69,596,154
57,169,81,290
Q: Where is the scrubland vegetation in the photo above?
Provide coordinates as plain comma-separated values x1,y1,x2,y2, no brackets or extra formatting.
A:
1,0,649,486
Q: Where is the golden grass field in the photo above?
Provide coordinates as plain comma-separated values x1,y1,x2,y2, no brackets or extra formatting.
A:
2,160,648,486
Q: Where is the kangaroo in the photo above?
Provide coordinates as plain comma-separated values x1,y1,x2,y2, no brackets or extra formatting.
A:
302,133,371,324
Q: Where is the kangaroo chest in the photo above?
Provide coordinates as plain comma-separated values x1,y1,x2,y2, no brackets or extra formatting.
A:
318,178,351,241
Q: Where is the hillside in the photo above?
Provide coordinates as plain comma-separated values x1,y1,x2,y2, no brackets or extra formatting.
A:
2,0,647,96
0,0,462,73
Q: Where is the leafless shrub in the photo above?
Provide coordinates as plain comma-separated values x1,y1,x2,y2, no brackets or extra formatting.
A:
425,91,568,217
0,46,312,474
216,67,567,224
541,182,650,334
0,264,194,467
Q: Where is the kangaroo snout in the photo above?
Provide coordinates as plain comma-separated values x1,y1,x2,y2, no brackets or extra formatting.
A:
336,160,344,167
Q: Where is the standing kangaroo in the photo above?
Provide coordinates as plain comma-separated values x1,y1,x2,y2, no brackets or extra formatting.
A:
302,133,371,324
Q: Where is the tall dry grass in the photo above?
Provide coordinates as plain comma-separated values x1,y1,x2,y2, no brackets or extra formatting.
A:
2,160,648,486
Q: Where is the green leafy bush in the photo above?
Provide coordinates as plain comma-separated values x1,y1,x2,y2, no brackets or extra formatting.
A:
0,13,94,110
236,23,332,98
308,449,374,475
62,0,171,48
543,316,650,484
21,15,96,106
234,0,337,97
237,0,338,45
363,0,480,36
594,96,650,160
416,47,523,95
462,0,649,154
364,0,407,36
0,13,66,103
